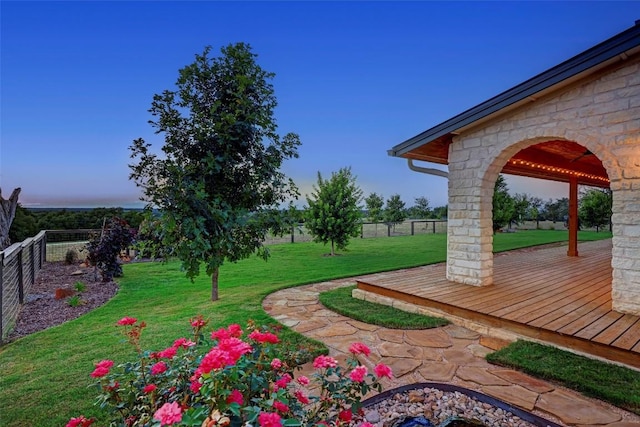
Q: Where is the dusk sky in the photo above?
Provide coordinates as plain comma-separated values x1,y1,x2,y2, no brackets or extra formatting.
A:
2,1,639,209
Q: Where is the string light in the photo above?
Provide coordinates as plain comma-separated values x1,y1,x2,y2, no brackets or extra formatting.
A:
509,159,609,183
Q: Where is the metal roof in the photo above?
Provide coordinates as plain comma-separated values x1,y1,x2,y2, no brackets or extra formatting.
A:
389,21,640,159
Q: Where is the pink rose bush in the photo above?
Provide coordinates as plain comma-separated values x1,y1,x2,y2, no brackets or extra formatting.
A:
73,316,392,427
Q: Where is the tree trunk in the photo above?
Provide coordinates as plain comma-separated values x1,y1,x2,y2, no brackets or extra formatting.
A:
331,240,335,256
211,267,219,301
0,187,21,250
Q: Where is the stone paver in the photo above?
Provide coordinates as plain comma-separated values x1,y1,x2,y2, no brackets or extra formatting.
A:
264,282,640,427
537,389,622,425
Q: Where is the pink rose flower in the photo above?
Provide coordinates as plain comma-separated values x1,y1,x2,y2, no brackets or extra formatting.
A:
157,346,177,359
313,355,338,369
348,342,371,357
273,401,290,413
198,348,229,374
217,337,252,363
258,412,282,427
271,358,282,369
172,337,196,348
226,389,243,405
211,327,231,340
90,360,114,378
338,409,353,422
359,423,376,427
117,316,137,326
374,363,393,378
153,401,182,426
274,373,292,390
190,317,206,328
227,323,243,337
190,379,202,394
66,415,94,427
349,365,368,383
248,330,279,344
296,375,310,386
294,389,310,404
151,361,168,375
143,384,157,394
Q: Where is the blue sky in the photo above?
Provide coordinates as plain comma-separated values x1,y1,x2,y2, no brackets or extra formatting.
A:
2,1,639,209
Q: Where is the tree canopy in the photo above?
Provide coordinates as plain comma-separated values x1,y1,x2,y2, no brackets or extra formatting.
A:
304,167,363,256
384,194,407,230
492,175,515,233
579,188,612,231
129,43,300,300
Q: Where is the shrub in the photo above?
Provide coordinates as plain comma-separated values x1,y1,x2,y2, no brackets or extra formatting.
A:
74,281,86,292
72,317,391,427
86,217,136,281
65,249,78,265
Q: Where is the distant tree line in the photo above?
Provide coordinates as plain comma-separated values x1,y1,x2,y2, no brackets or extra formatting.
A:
8,207,145,243
492,174,612,233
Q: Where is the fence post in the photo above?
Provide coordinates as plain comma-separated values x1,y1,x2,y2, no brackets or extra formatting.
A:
291,225,295,244
361,224,363,239
17,249,24,304
411,222,415,236
387,224,391,237
41,231,47,264
432,221,436,234
29,241,35,285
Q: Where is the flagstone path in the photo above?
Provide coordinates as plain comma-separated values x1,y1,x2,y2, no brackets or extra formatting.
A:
263,279,640,427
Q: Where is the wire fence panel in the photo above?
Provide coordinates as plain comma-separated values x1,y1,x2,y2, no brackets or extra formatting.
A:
0,231,46,343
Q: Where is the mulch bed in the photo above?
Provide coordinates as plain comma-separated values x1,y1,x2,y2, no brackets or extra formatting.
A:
5,262,118,342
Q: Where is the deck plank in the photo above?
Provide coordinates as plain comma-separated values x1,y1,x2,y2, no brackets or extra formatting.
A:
354,239,640,368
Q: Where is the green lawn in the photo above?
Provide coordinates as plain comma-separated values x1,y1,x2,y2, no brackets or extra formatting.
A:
487,340,640,414
319,285,449,329
0,230,611,426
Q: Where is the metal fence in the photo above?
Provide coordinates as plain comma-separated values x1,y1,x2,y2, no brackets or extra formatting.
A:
1,231,47,343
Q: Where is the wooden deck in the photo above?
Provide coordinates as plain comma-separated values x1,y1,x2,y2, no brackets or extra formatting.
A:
356,239,640,369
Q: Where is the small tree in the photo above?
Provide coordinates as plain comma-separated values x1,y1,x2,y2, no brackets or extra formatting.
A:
87,217,136,281
492,174,514,233
305,167,363,256
364,192,384,236
129,43,300,301
509,193,531,228
579,188,612,231
410,196,431,219
384,194,406,232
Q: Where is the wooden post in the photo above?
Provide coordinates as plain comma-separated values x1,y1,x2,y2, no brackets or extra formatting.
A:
17,249,24,304
411,221,415,236
568,176,579,257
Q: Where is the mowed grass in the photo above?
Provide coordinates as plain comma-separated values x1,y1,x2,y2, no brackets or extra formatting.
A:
487,340,640,415
319,285,449,329
0,230,611,426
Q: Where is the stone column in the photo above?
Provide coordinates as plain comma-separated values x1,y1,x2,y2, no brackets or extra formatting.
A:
445,143,494,287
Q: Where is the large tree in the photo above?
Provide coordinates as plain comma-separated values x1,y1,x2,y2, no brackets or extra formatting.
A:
305,167,363,256
129,43,300,301
579,188,612,231
492,175,514,233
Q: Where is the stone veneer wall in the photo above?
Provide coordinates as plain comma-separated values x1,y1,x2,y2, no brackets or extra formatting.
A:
445,56,640,315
